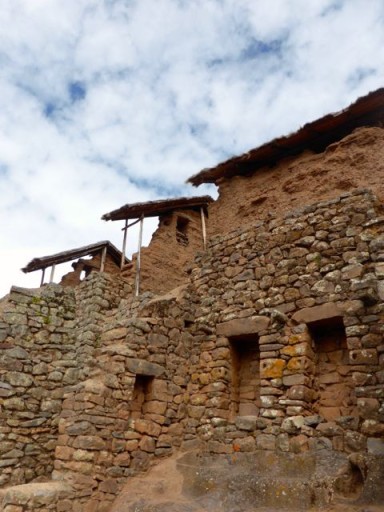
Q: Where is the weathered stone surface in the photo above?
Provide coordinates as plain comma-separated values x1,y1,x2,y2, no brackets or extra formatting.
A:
281,416,305,434
367,438,384,455
235,416,258,431
73,436,106,450
6,372,33,388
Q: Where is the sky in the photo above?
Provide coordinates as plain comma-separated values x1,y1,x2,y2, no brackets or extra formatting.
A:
0,0,384,297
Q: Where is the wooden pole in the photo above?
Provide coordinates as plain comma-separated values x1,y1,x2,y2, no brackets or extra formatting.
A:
49,265,56,283
40,268,46,287
200,207,207,250
100,246,107,272
135,215,144,297
121,219,128,269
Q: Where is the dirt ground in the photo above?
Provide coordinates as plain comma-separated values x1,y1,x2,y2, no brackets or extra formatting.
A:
110,451,384,512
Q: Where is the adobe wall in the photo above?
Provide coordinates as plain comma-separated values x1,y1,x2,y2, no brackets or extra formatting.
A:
207,127,384,237
60,253,121,288
123,208,206,295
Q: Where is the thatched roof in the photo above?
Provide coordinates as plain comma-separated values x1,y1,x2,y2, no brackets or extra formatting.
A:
188,87,384,186
102,195,214,222
22,241,126,273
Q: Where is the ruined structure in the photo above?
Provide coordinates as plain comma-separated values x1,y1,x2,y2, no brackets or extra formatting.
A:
22,241,126,288
0,88,384,512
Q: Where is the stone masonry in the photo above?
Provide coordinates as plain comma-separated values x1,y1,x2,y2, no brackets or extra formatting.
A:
0,188,383,510
0,89,384,510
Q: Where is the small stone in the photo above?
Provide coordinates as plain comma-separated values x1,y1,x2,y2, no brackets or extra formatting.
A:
235,416,257,431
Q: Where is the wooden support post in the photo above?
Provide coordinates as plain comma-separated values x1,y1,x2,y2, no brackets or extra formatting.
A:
200,207,207,250
100,246,107,272
135,215,144,297
121,219,128,269
40,268,46,287
49,265,56,283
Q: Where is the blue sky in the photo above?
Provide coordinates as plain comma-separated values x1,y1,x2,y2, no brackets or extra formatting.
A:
1,0,384,295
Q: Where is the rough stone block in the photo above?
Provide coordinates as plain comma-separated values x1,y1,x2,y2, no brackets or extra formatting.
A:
349,349,378,365
256,434,275,450
73,436,106,451
260,359,286,379
216,316,270,337
235,416,258,431
367,437,384,455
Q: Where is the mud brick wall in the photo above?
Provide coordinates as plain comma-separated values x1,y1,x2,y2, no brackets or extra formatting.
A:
186,189,384,456
207,127,384,237
123,208,206,295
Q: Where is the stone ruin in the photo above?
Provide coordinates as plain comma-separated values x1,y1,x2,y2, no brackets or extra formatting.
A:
0,88,384,511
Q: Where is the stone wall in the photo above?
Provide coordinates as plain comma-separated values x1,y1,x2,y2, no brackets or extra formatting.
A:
0,285,76,488
0,272,130,492
51,286,196,511
1,188,384,511
185,189,384,464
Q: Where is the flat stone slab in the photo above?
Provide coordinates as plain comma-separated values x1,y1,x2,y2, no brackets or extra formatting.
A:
217,316,270,337
292,302,343,324
126,358,165,377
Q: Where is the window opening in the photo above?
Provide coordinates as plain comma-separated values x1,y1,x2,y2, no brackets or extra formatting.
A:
229,334,260,417
176,216,189,246
308,317,356,421
131,374,153,419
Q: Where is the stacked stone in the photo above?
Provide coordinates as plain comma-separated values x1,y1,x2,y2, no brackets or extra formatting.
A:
0,285,76,487
188,189,384,456
1,189,384,511
51,286,195,511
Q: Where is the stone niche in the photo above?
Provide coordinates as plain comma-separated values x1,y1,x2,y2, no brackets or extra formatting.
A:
229,333,260,417
308,316,357,421
130,374,154,419
293,303,358,421
217,316,269,419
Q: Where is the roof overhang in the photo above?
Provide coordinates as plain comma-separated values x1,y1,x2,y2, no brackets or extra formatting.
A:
22,241,126,273
187,87,384,186
102,195,214,222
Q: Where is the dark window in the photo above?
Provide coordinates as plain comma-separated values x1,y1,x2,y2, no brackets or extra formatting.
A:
131,374,153,418
176,216,189,246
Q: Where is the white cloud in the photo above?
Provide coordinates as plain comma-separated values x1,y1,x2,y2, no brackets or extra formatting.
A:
0,0,384,296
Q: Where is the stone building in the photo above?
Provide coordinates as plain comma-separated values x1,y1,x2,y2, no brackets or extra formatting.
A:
0,88,383,511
